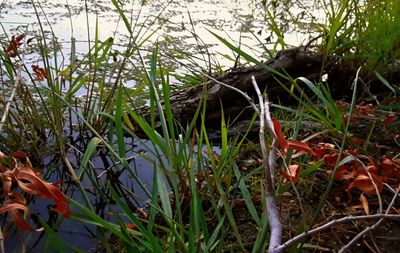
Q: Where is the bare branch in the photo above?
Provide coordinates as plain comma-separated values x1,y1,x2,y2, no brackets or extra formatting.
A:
251,76,282,251
200,72,260,115
270,213,400,253
338,185,400,253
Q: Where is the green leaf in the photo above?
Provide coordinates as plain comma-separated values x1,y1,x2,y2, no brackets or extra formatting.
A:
41,219,86,253
375,71,396,96
115,85,126,157
77,137,103,178
233,163,261,226
111,0,133,34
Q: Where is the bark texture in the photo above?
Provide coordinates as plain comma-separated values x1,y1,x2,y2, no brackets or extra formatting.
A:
136,47,324,130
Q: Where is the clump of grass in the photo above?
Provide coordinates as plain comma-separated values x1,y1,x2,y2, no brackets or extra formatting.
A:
318,0,400,76
55,44,266,252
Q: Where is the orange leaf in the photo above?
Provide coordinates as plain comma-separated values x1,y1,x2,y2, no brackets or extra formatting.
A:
346,174,383,195
0,202,34,232
282,164,300,183
359,193,369,215
126,223,136,229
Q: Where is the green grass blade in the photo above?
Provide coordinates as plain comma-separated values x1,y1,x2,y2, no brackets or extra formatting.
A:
375,71,397,96
77,137,103,178
233,163,261,226
70,199,135,246
203,216,225,252
111,0,133,34
157,167,172,220
125,106,167,154
209,30,290,80
41,220,86,253
107,182,164,253
115,84,126,157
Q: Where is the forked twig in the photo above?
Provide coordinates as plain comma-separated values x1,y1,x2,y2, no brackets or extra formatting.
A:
251,76,282,251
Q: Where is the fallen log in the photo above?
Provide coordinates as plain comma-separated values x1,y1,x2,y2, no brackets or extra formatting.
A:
136,47,324,132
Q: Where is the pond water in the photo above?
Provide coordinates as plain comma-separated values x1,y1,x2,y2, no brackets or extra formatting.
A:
0,0,329,251
1,0,326,72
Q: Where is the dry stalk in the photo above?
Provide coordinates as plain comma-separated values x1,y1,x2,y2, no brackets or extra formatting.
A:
251,76,282,251
203,73,284,250
0,26,29,132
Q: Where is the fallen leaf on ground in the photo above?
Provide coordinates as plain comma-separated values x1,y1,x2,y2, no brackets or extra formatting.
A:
359,193,369,215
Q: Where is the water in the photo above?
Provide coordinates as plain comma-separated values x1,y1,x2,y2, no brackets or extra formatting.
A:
1,0,326,71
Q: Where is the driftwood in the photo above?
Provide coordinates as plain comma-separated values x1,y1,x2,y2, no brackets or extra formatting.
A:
136,47,324,132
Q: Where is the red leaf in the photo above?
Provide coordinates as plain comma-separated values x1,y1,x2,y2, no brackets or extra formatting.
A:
323,153,338,167
26,37,34,45
6,34,25,58
313,142,335,157
273,119,288,151
384,114,395,127
11,151,27,160
14,167,70,217
335,165,354,180
32,65,47,81
0,152,70,232
282,164,300,183
381,157,400,182
272,119,316,156
287,140,316,156
0,201,34,231
251,195,262,202
349,136,364,146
